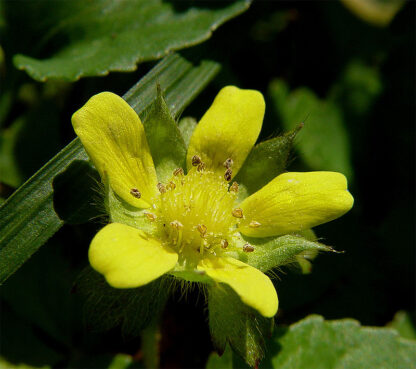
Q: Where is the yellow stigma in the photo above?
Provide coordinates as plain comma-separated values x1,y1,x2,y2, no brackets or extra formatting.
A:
151,167,239,256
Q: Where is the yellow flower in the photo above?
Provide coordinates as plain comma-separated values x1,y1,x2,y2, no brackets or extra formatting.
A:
72,86,353,318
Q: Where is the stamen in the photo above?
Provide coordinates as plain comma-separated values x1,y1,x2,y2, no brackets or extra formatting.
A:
223,158,234,169
130,188,141,199
197,224,207,236
221,239,228,249
192,155,202,166
232,208,244,218
197,162,206,172
144,212,156,221
170,220,183,229
173,168,184,176
157,182,166,194
249,221,261,228
229,182,239,193
167,181,176,190
224,168,232,182
243,243,255,252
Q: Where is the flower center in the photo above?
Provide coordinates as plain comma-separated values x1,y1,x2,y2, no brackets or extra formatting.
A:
148,162,240,257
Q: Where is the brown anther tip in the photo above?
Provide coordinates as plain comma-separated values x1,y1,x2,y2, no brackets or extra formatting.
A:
243,243,255,252
144,212,156,221
170,220,183,229
221,239,228,249
224,168,232,182
173,168,184,176
230,182,239,193
157,182,166,194
223,158,234,169
232,208,244,218
197,162,206,172
197,224,207,236
130,188,141,199
167,181,176,190
249,221,261,228
191,155,202,166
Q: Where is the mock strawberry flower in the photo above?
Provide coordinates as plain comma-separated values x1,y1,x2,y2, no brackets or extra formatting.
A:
72,86,353,319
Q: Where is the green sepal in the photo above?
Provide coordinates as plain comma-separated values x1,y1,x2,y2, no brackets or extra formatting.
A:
52,160,102,224
143,85,187,183
75,267,170,337
178,116,197,148
234,124,302,201
105,182,154,234
239,234,333,272
208,284,273,368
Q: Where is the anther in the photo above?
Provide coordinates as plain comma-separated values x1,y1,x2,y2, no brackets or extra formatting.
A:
197,162,206,172
167,181,176,190
224,168,232,182
243,243,255,252
221,239,228,249
192,155,202,166
157,182,166,194
232,208,244,218
170,220,183,229
130,188,141,199
249,221,261,228
223,158,234,169
230,181,239,193
144,212,156,221
197,224,207,236
173,168,184,176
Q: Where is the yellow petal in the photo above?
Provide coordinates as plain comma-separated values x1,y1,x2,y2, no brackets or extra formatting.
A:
187,86,265,178
239,172,354,237
72,92,157,208
89,223,178,288
198,256,278,317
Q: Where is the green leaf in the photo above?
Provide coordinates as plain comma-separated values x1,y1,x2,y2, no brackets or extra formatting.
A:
340,0,405,27
388,311,416,340
12,0,249,81
0,53,220,284
178,117,197,147
240,234,332,272
142,86,187,183
206,345,233,369
208,285,273,368
205,315,416,369
265,315,416,369
269,79,353,179
235,124,302,200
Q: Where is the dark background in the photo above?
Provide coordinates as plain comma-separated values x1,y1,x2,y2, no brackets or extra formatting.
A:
0,1,414,368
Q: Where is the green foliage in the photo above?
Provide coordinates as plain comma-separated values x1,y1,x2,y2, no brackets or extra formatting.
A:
235,124,302,200
208,285,273,368
207,315,416,369
178,117,197,147
240,234,332,272
269,79,353,179
9,0,249,81
388,311,416,340
76,268,169,337
142,86,187,183
0,53,220,284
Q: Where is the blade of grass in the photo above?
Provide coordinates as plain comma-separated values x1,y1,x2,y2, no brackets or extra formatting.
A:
0,53,220,284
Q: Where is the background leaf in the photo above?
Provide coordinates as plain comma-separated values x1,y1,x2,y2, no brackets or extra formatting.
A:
0,53,220,284
206,315,416,369
9,0,249,81
269,79,353,179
